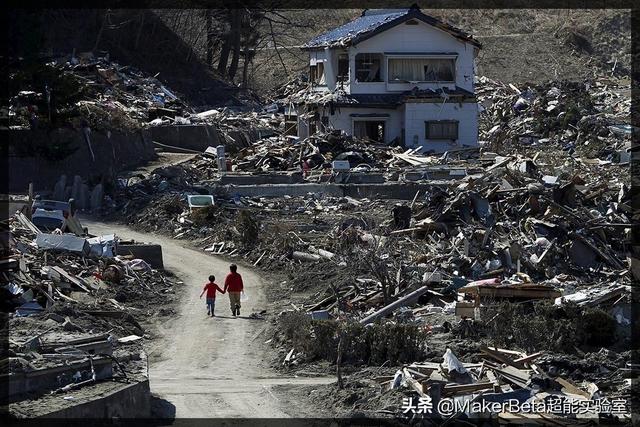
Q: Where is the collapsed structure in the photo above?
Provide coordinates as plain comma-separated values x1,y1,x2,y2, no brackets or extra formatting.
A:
92,70,632,421
2,205,178,418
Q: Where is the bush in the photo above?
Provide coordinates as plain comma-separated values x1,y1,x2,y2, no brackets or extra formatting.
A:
481,301,616,352
279,312,427,365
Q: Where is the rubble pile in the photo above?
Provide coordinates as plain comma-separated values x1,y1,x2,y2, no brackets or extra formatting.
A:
6,53,191,131
2,209,180,410
477,76,631,161
307,346,631,421
232,130,400,171
154,106,282,133
88,72,631,422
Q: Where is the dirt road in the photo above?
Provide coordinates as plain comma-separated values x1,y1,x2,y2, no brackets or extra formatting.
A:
83,219,332,419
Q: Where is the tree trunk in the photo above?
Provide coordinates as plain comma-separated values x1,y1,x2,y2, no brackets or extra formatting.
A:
205,9,213,69
241,48,251,88
217,11,233,75
134,11,145,49
92,10,108,53
227,9,242,82
336,331,344,389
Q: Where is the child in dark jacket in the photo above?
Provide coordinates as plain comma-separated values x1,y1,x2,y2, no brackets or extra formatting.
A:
200,275,225,316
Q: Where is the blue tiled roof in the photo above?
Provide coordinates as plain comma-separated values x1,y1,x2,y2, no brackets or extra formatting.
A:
303,10,408,48
303,8,481,49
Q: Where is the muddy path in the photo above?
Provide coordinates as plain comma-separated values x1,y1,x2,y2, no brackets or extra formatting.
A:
82,218,333,419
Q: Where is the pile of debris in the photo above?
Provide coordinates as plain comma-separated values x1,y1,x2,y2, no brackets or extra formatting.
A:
231,130,400,171
3,207,179,412
152,106,281,131
293,149,632,322
381,347,630,422
477,76,631,161
6,53,191,131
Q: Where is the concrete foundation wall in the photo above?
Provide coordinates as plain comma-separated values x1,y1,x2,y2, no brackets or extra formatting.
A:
6,358,113,400
6,128,156,193
150,124,222,152
38,380,151,419
215,182,449,200
149,124,261,154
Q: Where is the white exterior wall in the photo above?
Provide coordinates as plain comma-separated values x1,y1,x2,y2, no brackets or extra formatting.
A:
347,20,476,94
322,107,403,143
404,102,478,152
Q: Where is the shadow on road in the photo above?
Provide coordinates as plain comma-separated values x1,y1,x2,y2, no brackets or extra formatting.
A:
150,394,177,423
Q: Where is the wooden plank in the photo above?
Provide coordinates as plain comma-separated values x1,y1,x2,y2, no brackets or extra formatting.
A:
51,266,90,293
402,368,426,397
443,381,495,396
405,368,428,379
486,156,512,172
480,346,523,368
556,377,590,399
513,351,543,365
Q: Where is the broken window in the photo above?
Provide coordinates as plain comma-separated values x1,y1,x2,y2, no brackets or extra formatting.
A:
388,58,455,82
355,53,382,82
309,62,326,85
354,120,385,142
337,54,349,82
425,120,458,140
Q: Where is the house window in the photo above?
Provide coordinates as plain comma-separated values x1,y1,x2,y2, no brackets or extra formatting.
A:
425,120,458,140
388,58,455,82
337,54,349,82
309,62,326,85
355,53,382,82
354,120,385,142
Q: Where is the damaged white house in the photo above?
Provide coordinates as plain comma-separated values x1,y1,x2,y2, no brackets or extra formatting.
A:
295,6,482,153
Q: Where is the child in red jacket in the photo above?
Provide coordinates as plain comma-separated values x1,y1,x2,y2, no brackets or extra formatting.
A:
200,275,225,316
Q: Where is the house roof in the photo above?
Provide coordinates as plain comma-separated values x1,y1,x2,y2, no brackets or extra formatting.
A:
302,7,481,50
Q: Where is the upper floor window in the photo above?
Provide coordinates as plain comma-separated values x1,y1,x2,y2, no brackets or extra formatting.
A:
310,62,326,85
389,58,455,83
355,53,382,82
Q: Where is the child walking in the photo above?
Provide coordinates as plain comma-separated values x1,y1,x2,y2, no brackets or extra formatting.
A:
199,275,225,316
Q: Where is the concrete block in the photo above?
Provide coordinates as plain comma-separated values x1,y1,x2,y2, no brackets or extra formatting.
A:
53,175,67,201
80,184,90,210
90,184,104,210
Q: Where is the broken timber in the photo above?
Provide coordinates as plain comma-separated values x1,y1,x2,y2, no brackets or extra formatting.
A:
360,285,431,325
